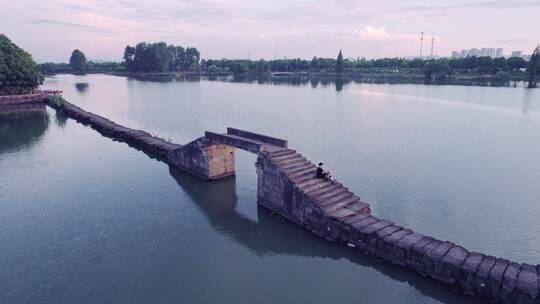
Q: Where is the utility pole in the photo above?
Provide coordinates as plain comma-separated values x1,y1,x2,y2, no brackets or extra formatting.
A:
419,32,424,58
430,37,434,59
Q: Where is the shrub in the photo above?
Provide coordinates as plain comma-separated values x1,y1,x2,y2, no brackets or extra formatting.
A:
48,93,67,108
0,34,43,95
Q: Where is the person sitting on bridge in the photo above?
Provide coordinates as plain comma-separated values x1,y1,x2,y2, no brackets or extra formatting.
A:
316,162,335,183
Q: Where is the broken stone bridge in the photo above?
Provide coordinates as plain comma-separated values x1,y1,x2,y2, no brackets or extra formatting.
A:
43,97,540,304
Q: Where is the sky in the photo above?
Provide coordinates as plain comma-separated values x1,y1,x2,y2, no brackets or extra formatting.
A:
1,0,539,62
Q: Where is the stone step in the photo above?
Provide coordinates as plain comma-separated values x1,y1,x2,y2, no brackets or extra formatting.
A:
293,173,319,185
325,196,360,212
327,208,357,220
308,183,343,196
344,201,370,213
278,156,307,166
285,162,314,174
322,196,359,213
289,167,317,180
295,178,327,191
300,179,333,193
343,212,371,225
313,187,350,203
270,149,296,157
351,216,380,229
281,159,311,171
318,191,354,208
271,153,302,163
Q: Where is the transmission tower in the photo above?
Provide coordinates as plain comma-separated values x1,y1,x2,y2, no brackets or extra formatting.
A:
419,32,424,58
430,37,434,59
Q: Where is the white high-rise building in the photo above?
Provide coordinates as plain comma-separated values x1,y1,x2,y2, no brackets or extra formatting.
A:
480,48,488,57
469,48,480,56
450,47,505,58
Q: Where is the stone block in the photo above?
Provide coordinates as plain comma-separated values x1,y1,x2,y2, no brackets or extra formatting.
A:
474,255,497,297
458,252,486,295
412,239,442,273
351,216,380,230
435,245,469,284
515,263,538,303
357,220,394,249
375,228,413,261
407,237,435,270
500,262,520,302
426,242,455,274
489,258,510,298
390,233,427,265
367,225,403,255
227,127,287,148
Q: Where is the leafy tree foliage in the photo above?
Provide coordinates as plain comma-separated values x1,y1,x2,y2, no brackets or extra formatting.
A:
336,50,344,74
123,42,200,72
423,60,451,82
506,57,527,71
69,49,87,73
0,34,43,95
526,46,540,87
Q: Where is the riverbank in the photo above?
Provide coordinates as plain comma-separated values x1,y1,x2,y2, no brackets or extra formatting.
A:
0,92,48,111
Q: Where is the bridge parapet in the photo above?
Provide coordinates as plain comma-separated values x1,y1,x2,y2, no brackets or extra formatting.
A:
226,127,287,148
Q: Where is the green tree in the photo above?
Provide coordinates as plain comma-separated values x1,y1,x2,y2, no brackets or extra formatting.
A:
507,57,527,71
122,42,199,72
0,34,43,95
69,49,87,73
423,60,451,82
526,45,540,88
336,50,344,74
123,46,135,71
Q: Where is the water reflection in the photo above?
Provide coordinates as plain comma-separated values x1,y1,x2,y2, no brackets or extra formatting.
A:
75,82,89,94
54,110,68,128
0,105,49,154
121,73,528,92
167,166,477,304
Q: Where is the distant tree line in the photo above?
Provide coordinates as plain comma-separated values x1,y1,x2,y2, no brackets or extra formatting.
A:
198,55,531,75
0,34,42,95
35,43,540,87
123,42,200,73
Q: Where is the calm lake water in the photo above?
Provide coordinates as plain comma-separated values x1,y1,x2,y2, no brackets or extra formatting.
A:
1,74,540,304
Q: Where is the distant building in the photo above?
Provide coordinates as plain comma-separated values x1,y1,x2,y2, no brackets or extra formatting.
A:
450,47,504,58
469,48,480,56
480,48,488,57
511,51,523,58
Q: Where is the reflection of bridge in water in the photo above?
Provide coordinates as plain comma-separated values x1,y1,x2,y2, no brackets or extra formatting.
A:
167,166,479,304
42,97,540,304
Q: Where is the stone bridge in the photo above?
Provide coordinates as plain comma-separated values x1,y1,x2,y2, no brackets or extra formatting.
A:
44,98,540,304
168,127,371,235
